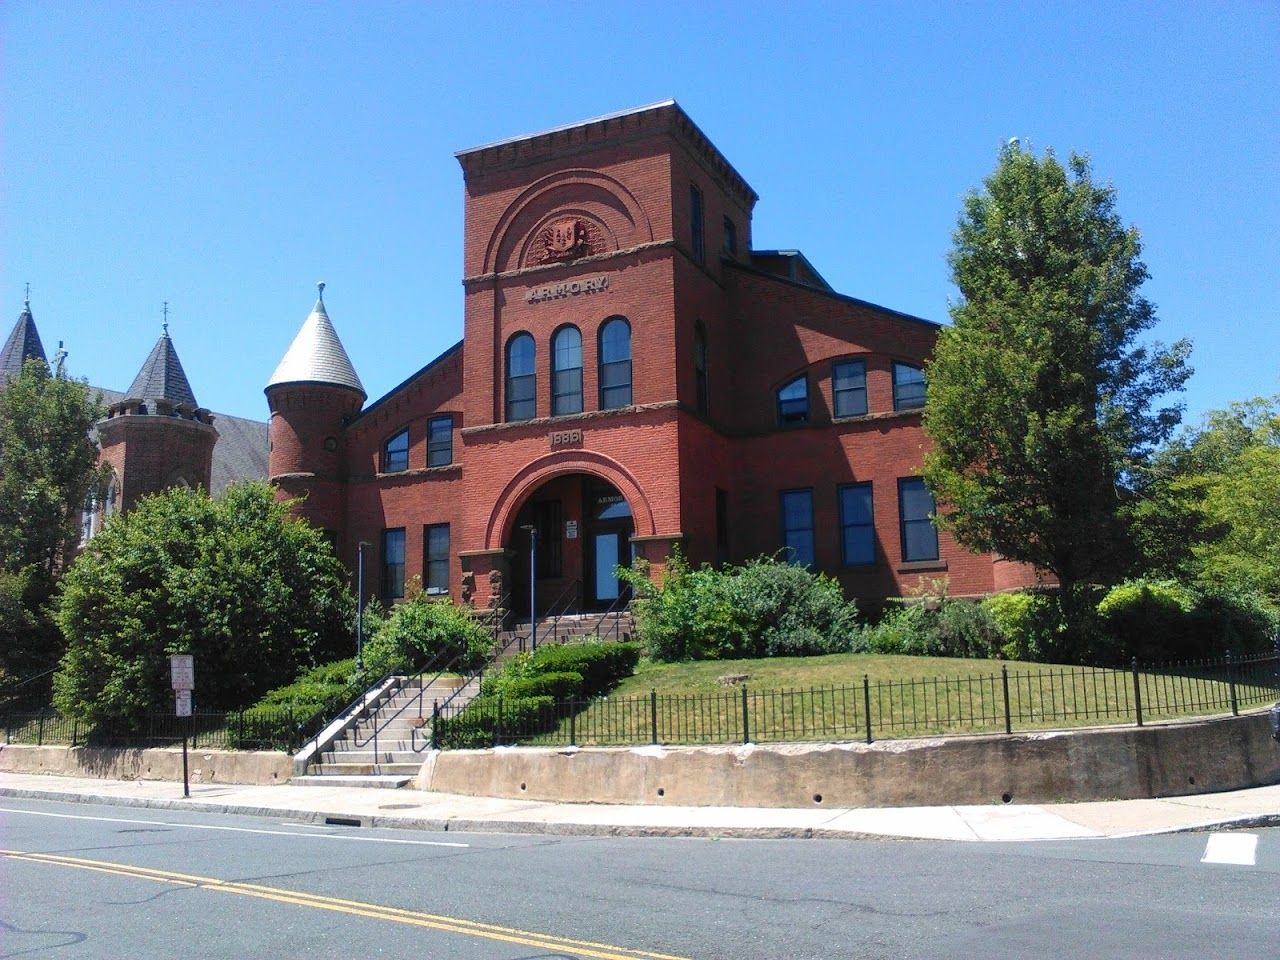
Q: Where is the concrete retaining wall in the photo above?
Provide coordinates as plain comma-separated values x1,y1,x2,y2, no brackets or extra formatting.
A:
420,712,1280,808
0,744,292,786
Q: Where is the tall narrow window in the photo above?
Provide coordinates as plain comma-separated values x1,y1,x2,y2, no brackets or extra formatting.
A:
898,477,939,562
690,184,705,263
722,216,737,256
832,359,868,418
424,523,449,595
551,325,583,416
598,317,632,409
839,483,875,565
777,375,809,424
780,489,815,568
694,323,709,415
382,528,406,601
383,429,409,472
506,333,536,421
427,415,452,467
893,362,927,411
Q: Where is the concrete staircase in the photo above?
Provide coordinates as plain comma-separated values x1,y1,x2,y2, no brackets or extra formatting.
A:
291,674,480,788
493,610,634,663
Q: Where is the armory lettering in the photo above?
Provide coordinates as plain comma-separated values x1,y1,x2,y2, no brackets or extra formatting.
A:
525,276,609,303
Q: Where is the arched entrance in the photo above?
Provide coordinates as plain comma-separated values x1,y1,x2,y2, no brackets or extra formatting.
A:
507,473,635,613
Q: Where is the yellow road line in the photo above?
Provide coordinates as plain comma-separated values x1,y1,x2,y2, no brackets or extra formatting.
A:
1,849,691,960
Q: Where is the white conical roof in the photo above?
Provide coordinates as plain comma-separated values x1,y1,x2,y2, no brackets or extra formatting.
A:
266,285,365,396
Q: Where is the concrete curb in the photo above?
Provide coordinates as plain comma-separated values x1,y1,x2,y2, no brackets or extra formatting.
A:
4,784,1277,843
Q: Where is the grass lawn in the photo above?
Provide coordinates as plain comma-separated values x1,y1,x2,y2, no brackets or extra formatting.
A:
515,651,1279,748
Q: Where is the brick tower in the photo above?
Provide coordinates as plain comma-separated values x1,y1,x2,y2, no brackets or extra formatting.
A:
264,284,365,541
96,323,218,512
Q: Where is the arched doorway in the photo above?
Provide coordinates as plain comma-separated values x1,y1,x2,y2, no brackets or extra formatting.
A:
507,473,635,613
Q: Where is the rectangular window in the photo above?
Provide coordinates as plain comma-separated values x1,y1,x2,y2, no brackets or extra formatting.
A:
780,489,815,568
690,184,705,263
722,216,737,256
839,483,875,566
898,478,939,562
424,523,449,595
893,362,927,411
833,359,868,418
427,415,452,467
507,375,535,421
382,528,406,601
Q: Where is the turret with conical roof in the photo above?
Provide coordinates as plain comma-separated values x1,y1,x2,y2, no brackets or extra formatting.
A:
97,319,219,514
265,284,365,536
1,297,49,386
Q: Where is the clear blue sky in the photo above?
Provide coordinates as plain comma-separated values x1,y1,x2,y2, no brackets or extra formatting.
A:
4,1,1277,427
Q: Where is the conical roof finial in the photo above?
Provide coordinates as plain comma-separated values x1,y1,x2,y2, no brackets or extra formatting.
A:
162,301,169,336
317,281,325,303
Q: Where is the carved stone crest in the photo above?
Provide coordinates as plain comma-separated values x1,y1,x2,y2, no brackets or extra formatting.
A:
537,217,591,263
460,571,475,606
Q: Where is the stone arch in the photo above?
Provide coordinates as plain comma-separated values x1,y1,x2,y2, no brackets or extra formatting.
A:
484,449,656,550
483,169,654,276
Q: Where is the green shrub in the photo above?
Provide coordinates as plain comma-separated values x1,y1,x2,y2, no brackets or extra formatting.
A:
982,591,1063,661
437,694,556,749
1189,586,1279,655
1096,579,1195,661
523,642,641,695
361,593,492,677
487,670,584,701
624,552,860,662
863,600,1001,659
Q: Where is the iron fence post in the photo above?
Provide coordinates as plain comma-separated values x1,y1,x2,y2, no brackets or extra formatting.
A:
5,709,10,744
38,709,45,746
863,674,873,744
741,685,750,745
1132,658,1144,727
238,709,245,748
568,696,576,747
287,705,295,752
1001,665,1012,735
1226,651,1239,716
431,699,440,750
494,693,503,748
650,689,658,745
72,718,79,748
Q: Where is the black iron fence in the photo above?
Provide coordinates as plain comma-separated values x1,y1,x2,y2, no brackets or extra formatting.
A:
433,652,1280,749
3,706,301,752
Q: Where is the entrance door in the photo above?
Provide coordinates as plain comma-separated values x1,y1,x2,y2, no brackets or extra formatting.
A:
593,531,622,602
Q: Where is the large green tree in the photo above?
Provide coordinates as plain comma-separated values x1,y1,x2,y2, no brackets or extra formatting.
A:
924,143,1191,643
0,358,106,680
54,482,353,728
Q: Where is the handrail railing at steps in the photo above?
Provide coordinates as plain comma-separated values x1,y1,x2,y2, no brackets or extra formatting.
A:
535,578,583,650
592,588,632,642
300,592,511,770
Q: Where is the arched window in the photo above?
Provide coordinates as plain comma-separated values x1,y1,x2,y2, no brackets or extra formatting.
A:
551,325,583,416
598,317,632,409
506,333,536,421
694,323,709,415
776,375,809,424
383,428,409,472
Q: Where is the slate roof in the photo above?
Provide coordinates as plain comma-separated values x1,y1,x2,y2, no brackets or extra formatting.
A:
125,331,199,408
267,290,365,396
0,301,48,386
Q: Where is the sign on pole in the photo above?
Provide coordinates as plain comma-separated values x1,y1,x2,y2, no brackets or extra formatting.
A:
170,654,194,691
175,689,192,718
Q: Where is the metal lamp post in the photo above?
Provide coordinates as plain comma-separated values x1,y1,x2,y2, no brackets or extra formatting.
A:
356,541,370,673
520,524,538,652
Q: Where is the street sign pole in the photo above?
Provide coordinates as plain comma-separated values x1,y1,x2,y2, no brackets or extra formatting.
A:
170,655,195,799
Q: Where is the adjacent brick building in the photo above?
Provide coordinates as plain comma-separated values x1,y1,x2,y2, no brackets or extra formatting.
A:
266,101,1037,613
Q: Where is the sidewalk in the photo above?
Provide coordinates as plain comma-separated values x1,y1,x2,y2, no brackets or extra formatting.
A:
2,771,1278,841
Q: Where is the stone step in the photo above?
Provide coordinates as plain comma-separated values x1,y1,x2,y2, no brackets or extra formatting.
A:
321,750,430,765
308,761,424,776
290,774,413,789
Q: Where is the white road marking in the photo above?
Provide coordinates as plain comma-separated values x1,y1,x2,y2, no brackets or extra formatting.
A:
1200,832,1257,866
0,806,469,847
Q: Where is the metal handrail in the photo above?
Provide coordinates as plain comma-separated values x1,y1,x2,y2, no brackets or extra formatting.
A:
334,593,515,765
541,578,583,644
592,587,632,642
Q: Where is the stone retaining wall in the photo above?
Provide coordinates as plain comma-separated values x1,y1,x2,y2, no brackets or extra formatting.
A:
0,744,291,785
419,711,1280,808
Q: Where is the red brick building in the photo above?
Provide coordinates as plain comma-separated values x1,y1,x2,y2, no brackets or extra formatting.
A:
266,102,1035,613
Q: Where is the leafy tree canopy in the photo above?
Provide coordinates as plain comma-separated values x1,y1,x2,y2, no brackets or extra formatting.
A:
924,142,1191,640
54,482,353,728
0,358,106,680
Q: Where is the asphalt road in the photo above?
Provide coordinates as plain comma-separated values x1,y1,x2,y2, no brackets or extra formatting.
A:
1,797,1276,960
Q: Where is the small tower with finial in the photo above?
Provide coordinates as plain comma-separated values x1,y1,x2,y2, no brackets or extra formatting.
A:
264,283,365,536
96,303,218,513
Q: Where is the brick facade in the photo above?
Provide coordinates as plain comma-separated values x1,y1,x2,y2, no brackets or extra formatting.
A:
266,102,1040,609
